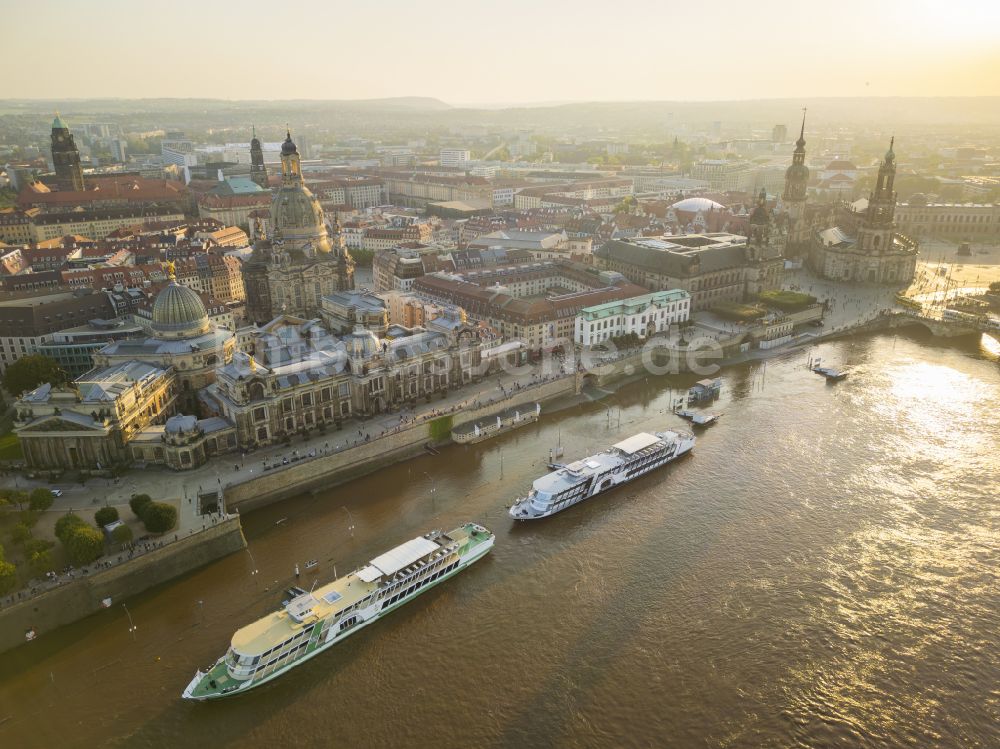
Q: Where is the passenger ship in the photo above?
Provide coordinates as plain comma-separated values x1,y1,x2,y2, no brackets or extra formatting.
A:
509,430,695,520
182,523,494,701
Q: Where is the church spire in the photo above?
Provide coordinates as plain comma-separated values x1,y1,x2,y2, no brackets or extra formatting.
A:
863,137,898,232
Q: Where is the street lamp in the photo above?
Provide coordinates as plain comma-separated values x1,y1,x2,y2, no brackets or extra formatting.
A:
422,472,436,494
122,603,137,639
423,471,437,509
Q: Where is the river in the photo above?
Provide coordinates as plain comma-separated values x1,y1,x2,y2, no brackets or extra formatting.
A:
1,331,998,748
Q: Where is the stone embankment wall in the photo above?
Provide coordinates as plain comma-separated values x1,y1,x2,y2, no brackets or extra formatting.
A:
224,375,578,512
0,517,246,655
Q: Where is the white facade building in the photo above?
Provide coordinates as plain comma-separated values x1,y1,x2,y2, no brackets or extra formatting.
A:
574,289,691,346
440,149,471,168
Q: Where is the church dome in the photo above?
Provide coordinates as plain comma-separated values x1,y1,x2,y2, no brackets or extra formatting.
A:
671,197,725,213
271,183,331,251
152,281,210,339
281,131,298,156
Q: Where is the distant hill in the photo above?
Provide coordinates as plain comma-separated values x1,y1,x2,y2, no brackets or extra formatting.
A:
449,97,1000,128
2,96,997,137
0,97,452,113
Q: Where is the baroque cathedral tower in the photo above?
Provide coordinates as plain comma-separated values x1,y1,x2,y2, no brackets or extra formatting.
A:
808,136,916,285
782,110,809,256
242,129,354,324
50,113,85,191
857,137,897,254
249,125,268,189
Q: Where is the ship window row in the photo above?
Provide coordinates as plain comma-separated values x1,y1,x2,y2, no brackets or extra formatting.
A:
556,485,588,501
336,591,377,619
255,623,315,663
254,640,310,677
625,457,659,474
382,561,458,609
625,455,666,478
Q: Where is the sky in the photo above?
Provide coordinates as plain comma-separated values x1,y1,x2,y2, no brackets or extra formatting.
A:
4,0,1000,103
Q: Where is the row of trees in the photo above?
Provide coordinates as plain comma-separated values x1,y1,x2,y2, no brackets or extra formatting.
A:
0,488,58,586
51,496,175,567
0,487,177,590
0,544,15,595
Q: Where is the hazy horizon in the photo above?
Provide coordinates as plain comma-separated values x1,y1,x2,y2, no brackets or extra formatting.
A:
7,0,999,101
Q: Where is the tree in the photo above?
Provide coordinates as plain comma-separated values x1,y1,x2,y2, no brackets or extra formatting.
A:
142,502,177,534
24,539,53,573
28,488,54,513
111,524,133,545
2,490,28,511
23,538,53,557
55,513,87,544
65,526,104,566
349,248,375,267
28,549,53,574
129,494,153,519
2,354,68,397
10,522,32,545
990,281,1000,293
94,506,119,527
0,560,15,595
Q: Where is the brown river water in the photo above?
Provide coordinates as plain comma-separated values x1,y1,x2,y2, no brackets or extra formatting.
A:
1,331,998,749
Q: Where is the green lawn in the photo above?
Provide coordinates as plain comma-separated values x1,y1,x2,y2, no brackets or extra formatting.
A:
712,301,766,321
0,433,23,461
758,290,817,311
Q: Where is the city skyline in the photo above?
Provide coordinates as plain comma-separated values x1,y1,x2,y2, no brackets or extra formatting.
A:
6,0,1000,102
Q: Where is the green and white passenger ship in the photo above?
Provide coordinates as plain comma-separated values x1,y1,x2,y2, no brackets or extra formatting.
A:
182,523,494,700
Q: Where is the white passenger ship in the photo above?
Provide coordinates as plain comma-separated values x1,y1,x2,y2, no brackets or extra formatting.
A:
182,523,494,700
509,430,695,520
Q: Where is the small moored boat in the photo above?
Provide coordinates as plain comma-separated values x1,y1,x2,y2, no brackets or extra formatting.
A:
675,410,720,427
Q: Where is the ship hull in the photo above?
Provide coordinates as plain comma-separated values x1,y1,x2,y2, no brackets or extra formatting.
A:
510,438,694,521
183,534,493,701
